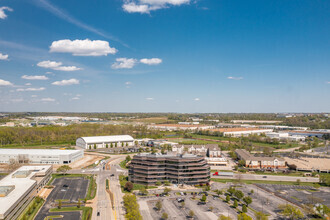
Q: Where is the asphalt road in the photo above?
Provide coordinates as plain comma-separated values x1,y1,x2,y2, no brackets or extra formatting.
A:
212,173,319,182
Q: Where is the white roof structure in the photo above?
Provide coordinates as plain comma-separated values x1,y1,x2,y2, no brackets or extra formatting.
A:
0,165,52,218
78,135,134,144
0,149,82,155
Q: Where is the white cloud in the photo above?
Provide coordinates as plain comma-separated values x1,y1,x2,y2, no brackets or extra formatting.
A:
0,52,9,60
111,58,137,69
17,87,46,92
22,75,49,80
122,0,190,13
25,83,32,86
41,98,55,102
327,81,330,84
71,97,80,100
146,97,154,100
31,95,38,98
227,76,243,80
0,79,13,86
125,81,132,85
52,78,80,86
194,98,200,101
50,39,117,56
37,60,81,71
0,6,13,19
46,71,53,74
140,58,162,65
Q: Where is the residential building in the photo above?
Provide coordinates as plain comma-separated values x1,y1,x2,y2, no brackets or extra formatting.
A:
0,165,52,220
0,149,83,165
172,144,221,157
128,153,210,185
235,149,286,169
76,135,134,149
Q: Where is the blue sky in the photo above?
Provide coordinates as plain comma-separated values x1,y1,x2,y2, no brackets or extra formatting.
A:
0,0,329,113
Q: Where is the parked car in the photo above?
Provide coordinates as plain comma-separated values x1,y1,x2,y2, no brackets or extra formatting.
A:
197,201,206,205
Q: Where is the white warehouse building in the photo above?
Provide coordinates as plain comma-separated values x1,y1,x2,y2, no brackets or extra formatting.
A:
0,149,83,165
76,135,135,149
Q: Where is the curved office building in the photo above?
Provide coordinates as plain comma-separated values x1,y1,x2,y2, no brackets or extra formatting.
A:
129,153,210,185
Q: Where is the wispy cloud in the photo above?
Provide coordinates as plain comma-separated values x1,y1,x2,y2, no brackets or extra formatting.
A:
41,97,55,102
16,87,46,92
22,75,49,80
111,58,137,69
194,98,200,101
0,52,9,60
227,76,243,80
33,0,127,47
146,97,154,100
0,79,13,86
140,58,162,65
52,78,80,86
37,60,82,71
0,6,13,19
122,0,190,14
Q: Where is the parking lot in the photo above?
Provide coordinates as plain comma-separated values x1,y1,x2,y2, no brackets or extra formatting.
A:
136,182,309,220
256,184,330,207
35,177,89,220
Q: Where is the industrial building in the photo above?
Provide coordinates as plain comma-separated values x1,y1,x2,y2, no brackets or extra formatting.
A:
0,165,52,220
209,128,273,137
0,149,83,165
129,153,210,185
148,124,215,131
235,149,286,169
76,135,134,149
266,132,306,142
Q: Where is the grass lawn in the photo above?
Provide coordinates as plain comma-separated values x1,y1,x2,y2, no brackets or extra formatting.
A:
119,175,157,192
44,215,63,220
18,197,44,220
50,206,92,220
119,160,128,169
211,178,321,187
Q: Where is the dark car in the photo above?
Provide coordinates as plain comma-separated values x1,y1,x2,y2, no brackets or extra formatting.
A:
184,192,187,195
97,212,100,216
197,201,206,205
177,198,185,203
110,174,115,177
263,176,267,178
63,184,68,187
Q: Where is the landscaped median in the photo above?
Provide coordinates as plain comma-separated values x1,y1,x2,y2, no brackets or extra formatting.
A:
49,207,92,220
18,196,44,220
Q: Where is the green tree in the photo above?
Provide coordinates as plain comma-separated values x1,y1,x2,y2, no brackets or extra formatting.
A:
242,204,247,213
58,200,62,209
237,213,252,220
56,165,72,175
209,206,214,212
94,144,97,149
77,199,81,208
155,200,162,211
163,187,171,195
255,212,268,220
106,144,109,148
218,215,233,220
296,179,301,185
126,155,131,162
164,180,171,186
217,189,223,196
226,195,230,203
156,181,162,186
319,174,330,186
227,187,235,196
181,202,185,209
111,143,113,148
139,187,148,196
124,181,134,192
201,194,207,202
234,190,244,201
161,212,168,220
189,210,195,218
250,189,254,194
243,196,252,206
115,142,117,147
278,204,304,219
233,200,238,208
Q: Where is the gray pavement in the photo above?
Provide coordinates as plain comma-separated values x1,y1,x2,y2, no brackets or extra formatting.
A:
212,173,319,182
